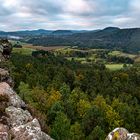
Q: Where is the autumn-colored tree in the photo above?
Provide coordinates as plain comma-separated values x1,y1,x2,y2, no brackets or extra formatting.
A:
70,122,85,140
47,89,62,109
77,99,91,118
93,96,123,131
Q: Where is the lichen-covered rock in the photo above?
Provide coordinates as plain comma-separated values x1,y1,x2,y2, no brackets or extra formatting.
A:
0,69,14,87
0,68,9,79
0,53,5,62
5,106,33,127
0,81,53,140
11,119,53,140
106,127,140,140
127,133,140,140
0,82,26,108
8,93,26,108
0,123,9,140
0,39,12,59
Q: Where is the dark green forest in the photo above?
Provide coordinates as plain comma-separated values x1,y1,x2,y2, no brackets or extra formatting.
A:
5,51,140,140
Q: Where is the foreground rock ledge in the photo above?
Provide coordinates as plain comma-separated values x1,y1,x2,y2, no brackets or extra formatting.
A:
106,127,140,140
0,80,53,140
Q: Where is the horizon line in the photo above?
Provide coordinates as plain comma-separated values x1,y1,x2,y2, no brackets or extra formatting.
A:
1,26,140,32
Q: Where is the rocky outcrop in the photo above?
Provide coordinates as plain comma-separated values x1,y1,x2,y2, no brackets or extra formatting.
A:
0,39,12,60
0,124,9,140
106,128,140,140
0,68,53,140
0,68,13,87
0,40,53,140
6,106,33,127
11,119,52,140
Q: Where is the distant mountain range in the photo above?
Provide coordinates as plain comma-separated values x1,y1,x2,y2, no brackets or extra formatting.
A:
1,27,140,53
0,29,90,37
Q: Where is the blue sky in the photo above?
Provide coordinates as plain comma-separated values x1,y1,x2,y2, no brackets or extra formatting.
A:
0,0,140,31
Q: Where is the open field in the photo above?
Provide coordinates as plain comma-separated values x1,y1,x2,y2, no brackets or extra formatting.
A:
108,51,137,59
24,45,67,51
106,64,124,71
56,48,107,54
12,45,138,71
12,48,35,55
134,56,140,63
23,44,68,51
9,40,29,46
10,40,69,51
66,57,87,62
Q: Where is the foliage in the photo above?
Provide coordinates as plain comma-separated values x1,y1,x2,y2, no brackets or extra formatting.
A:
9,51,140,139
87,126,105,140
51,112,71,140
70,122,85,140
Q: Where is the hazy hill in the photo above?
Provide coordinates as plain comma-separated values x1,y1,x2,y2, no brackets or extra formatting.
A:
0,29,88,37
6,29,53,36
51,30,73,35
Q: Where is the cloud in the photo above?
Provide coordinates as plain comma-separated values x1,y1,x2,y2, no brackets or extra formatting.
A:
0,0,139,31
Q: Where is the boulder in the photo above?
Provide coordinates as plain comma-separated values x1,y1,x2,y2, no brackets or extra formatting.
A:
0,68,9,78
5,106,33,127
11,119,53,140
0,80,54,140
127,133,140,140
0,123,9,140
0,39,12,59
106,127,140,140
0,82,26,108
0,68,13,86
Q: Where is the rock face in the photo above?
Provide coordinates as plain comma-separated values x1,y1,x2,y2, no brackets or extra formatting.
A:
0,39,12,60
11,119,52,140
106,127,140,140
0,68,13,87
0,124,9,140
0,69,53,140
5,106,33,127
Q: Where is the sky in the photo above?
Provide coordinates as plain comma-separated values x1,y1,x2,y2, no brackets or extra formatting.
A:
0,0,140,31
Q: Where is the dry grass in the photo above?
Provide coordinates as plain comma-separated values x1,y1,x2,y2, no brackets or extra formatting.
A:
23,44,67,51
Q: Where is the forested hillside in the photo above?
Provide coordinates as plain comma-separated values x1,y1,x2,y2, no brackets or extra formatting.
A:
6,49,140,140
2,27,140,53
27,27,140,53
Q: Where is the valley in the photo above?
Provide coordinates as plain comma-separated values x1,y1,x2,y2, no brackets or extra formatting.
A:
1,0,140,139
12,42,139,71
1,32,140,139
8,41,140,139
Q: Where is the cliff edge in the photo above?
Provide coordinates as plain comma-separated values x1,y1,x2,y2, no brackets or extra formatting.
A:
0,39,53,140
0,69,53,140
